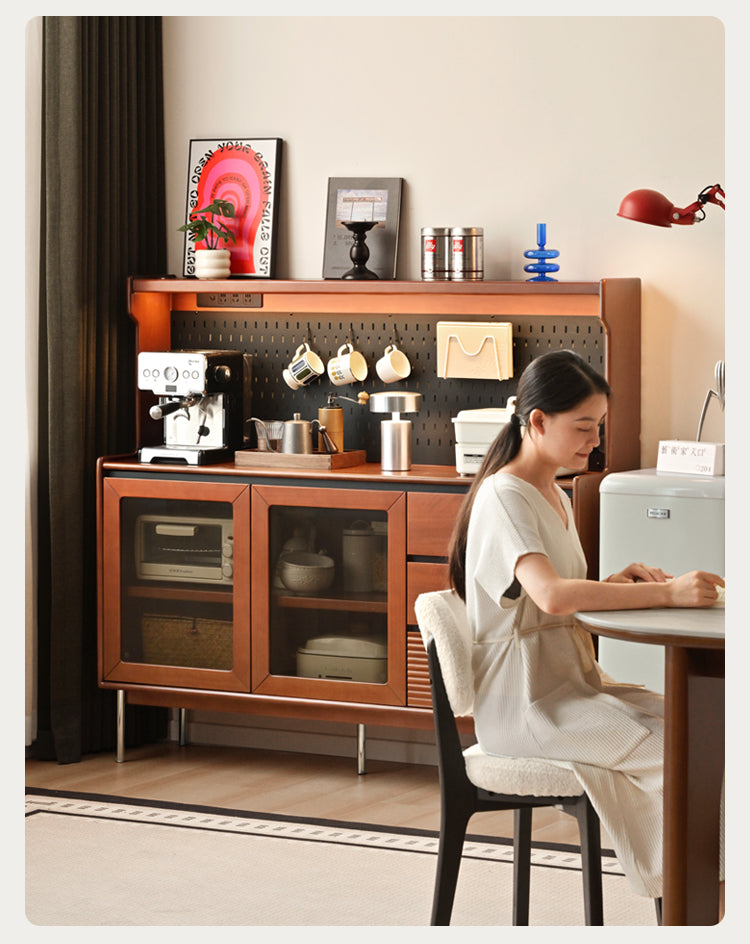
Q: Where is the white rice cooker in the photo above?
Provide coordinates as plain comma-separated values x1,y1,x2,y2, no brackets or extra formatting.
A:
452,398,517,475
296,634,387,683
451,397,578,477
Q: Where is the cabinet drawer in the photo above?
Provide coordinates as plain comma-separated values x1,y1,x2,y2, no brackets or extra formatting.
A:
407,492,465,557
407,561,450,624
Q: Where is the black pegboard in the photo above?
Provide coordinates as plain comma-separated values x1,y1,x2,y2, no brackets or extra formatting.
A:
170,312,605,466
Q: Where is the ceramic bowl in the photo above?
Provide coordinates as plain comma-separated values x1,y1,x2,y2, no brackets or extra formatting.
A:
278,552,335,593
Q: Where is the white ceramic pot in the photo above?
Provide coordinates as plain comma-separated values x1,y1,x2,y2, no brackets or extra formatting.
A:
194,248,231,280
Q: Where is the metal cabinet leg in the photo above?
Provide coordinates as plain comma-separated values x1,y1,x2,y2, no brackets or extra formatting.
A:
178,708,188,747
357,723,366,775
116,690,125,763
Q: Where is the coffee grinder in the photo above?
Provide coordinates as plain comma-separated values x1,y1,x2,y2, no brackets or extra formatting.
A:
138,350,251,465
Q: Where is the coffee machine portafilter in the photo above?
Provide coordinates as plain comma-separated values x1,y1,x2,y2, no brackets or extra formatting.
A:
138,350,251,465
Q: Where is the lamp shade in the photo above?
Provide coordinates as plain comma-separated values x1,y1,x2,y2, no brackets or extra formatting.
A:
617,189,676,227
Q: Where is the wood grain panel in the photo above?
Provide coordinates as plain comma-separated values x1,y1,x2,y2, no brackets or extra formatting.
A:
407,561,450,624
407,492,464,557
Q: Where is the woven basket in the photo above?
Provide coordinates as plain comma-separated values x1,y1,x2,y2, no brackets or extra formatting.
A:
141,614,233,670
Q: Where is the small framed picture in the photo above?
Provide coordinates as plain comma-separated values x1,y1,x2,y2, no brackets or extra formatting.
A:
322,177,403,279
182,138,283,278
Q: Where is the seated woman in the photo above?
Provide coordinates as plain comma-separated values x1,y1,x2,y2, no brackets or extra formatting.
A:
448,349,723,904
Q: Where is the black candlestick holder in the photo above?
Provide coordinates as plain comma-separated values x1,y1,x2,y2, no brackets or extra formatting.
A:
341,220,379,280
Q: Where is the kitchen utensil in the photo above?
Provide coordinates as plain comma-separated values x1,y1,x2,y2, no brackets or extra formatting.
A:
253,418,285,452
342,521,377,592
376,344,411,384
327,343,368,386
251,415,338,455
283,343,325,390
278,551,335,593
317,391,370,454
368,391,422,471
317,404,344,454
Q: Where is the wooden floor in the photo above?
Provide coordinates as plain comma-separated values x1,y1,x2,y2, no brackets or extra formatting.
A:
25,741,592,846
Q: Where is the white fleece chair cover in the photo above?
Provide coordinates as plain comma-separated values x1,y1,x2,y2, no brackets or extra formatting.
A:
415,589,582,797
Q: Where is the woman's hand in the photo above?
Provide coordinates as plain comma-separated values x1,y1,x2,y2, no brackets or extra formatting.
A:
606,563,673,584
666,571,724,608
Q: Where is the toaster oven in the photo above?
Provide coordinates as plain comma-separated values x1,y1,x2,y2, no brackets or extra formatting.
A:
135,515,234,584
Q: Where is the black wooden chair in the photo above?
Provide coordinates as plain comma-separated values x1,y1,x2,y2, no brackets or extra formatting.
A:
415,589,604,926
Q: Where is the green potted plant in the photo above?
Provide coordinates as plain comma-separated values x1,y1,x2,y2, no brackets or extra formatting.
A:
179,198,236,279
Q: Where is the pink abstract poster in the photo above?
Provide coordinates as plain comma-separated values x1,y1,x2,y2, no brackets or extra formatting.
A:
182,138,282,278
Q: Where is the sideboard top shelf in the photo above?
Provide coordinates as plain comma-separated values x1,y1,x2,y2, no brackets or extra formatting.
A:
129,277,621,297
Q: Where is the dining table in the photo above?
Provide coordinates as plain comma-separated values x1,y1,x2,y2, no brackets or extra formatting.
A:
575,605,724,926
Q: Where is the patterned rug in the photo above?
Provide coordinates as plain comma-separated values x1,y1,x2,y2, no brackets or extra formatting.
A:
25,789,657,927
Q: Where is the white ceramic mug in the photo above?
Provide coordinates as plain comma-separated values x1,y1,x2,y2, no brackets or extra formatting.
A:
283,343,325,390
327,343,368,386
376,344,411,383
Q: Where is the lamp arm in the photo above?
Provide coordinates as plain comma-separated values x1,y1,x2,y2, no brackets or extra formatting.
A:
700,184,725,210
673,184,726,225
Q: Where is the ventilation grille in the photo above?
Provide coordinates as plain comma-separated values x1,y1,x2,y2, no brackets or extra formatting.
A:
171,312,605,466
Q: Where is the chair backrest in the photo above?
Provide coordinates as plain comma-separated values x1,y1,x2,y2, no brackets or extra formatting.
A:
415,589,476,797
415,590,474,716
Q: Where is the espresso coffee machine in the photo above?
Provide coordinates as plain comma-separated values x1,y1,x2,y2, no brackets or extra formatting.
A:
138,350,251,464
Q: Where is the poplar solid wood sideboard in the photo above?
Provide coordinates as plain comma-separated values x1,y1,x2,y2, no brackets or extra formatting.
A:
97,278,641,767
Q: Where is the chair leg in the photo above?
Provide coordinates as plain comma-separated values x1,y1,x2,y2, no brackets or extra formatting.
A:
513,807,532,925
654,897,662,925
575,796,604,926
431,808,472,925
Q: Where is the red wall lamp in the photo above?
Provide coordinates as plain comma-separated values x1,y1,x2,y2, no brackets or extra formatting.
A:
617,183,725,227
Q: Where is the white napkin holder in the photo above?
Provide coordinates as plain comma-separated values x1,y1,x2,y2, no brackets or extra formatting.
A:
436,321,513,380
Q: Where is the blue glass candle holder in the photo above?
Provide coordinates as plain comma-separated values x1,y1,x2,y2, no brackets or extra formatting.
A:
523,223,560,282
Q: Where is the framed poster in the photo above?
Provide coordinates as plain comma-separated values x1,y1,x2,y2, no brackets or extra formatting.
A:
322,177,403,280
182,138,282,278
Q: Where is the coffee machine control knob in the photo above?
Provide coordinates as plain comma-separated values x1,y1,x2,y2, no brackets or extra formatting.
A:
212,364,232,384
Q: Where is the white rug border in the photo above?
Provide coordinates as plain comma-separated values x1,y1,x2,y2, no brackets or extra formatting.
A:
25,790,626,877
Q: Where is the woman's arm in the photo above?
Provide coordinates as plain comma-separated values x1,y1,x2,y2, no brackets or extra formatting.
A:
514,553,723,615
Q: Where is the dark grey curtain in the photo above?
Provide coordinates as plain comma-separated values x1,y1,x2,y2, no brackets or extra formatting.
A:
35,16,168,763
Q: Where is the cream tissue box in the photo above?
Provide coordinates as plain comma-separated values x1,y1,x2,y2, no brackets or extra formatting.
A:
656,440,725,476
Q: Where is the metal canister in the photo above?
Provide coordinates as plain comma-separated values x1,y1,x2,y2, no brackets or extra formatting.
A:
450,227,484,280
342,521,376,592
421,227,451,280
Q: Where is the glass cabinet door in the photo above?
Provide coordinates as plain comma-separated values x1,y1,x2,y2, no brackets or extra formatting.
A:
99,477,251,691
251,485,407,705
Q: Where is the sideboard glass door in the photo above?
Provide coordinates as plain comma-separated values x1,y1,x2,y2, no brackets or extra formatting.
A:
251,485,406,705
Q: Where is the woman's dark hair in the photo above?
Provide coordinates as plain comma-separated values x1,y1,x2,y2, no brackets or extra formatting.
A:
448,350,611,599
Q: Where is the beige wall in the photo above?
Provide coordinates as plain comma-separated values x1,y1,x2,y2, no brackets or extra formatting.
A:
158,16,729,761
163,15,726,463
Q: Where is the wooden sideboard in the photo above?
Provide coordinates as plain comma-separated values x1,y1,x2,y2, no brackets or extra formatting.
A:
98,278,641,765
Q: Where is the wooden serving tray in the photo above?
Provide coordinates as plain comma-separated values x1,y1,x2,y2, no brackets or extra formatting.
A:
234,449,367,470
